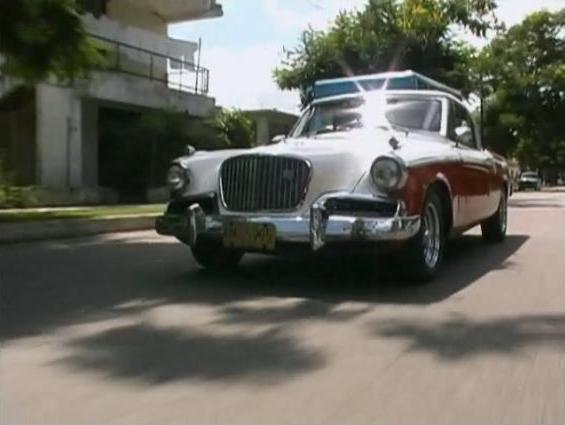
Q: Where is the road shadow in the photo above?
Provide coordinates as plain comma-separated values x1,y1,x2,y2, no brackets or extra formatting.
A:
53,323,325,385
0,234,528,341
369,313,565,360
177,234,529,307
215,299,372,326
1,233,529,386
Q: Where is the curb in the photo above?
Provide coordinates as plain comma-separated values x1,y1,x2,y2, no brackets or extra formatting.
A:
0,215,158,244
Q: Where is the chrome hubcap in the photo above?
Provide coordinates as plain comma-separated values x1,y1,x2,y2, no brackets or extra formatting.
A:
422,203,441,268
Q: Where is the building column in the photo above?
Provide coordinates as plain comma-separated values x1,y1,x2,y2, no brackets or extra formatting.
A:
80,99,98,187
256,116,270,146
36,85,98,190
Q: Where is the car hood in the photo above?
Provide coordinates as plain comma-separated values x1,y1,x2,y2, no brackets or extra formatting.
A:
177,129,455,205
266,129,454,165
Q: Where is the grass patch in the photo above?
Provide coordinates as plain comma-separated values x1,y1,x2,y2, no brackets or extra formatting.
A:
0,204,165,223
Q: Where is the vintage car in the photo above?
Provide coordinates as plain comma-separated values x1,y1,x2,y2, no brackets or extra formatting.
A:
156,89,509,280
518,171,542,191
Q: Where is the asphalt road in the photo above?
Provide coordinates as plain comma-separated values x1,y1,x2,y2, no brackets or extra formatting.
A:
1,190,565,425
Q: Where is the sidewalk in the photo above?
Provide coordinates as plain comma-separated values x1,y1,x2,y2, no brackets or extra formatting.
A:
0,204,165,243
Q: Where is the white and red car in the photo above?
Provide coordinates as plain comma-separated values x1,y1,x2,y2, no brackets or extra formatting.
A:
156,89,509,280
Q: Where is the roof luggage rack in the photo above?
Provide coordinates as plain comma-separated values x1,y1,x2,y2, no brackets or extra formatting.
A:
313,70,463,100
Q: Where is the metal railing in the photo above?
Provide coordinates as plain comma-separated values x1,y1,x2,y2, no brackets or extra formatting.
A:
88,33,209,95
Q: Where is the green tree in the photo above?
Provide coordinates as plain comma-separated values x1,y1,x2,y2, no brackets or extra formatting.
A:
0,0,100,83
478,9,565,174
213,108,256,149
274,0,498,105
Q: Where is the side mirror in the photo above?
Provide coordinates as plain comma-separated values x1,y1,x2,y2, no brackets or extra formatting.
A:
184,144,196,156
270,134,286,145
454,125,472,146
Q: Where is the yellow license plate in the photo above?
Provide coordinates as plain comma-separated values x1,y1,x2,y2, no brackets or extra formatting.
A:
223,222,276,251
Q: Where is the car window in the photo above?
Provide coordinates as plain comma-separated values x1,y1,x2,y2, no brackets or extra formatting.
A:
385,99,442,132
291,95,442,137
448,101,477,149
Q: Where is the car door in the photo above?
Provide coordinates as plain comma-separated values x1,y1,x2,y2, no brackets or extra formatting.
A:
448,101,494,226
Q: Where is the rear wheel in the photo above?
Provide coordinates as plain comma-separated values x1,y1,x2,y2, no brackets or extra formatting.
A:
191,241,243,270
402,191,445,282
481,190,508,243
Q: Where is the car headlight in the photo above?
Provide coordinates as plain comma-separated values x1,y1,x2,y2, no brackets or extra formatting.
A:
166,164,188,192
370,156,407,192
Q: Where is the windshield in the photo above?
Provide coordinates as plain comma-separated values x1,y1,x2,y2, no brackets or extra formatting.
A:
291,95,443,138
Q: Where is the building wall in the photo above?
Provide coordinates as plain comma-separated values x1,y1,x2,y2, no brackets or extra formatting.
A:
79,72,215,116
106,0,167,35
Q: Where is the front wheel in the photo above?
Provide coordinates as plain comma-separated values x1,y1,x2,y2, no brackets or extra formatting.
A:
191,242,243,270
402,191,445,282
481,191,508,243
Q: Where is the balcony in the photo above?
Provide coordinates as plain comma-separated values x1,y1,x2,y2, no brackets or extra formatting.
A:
90,33,209,95
128,0,223,23
83,13,209,96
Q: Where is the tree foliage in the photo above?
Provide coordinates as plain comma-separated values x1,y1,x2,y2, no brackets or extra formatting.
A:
0,0,100,83
274,0,498,105
479,9,565,172
213,108,256,149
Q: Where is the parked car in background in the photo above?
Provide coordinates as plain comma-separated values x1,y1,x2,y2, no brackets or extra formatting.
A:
518,171,542,191
156,89,510,281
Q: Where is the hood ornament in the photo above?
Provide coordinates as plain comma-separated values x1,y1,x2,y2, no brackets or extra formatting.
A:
388,136,400,150
184,144,196,156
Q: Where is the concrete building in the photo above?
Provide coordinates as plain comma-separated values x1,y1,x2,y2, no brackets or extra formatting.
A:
245,109,299,146
0,0,222,204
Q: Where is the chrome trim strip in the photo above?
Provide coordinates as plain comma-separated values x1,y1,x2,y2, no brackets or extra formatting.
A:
406,155,461,168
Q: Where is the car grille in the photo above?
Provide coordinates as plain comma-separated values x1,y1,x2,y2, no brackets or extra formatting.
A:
220,155,311,211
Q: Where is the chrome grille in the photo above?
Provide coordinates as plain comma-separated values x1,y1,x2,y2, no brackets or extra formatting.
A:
221,155,311,211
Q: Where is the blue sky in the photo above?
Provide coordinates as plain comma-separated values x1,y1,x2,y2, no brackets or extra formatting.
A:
169,0,565,114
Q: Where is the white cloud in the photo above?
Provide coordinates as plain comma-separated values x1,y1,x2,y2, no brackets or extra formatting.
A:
461,0,564,47
497,0,564,26
202,42,301,113
264,0,368,32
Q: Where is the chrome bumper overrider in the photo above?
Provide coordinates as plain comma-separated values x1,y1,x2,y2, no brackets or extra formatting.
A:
155,194,421,251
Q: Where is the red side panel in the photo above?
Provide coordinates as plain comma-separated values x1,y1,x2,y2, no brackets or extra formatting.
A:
398,163,461,216
399,159,507,228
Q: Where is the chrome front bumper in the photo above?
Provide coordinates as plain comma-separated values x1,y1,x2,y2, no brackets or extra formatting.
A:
156,193,421,251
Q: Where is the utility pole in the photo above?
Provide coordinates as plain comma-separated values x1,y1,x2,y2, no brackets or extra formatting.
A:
195,37,202,94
